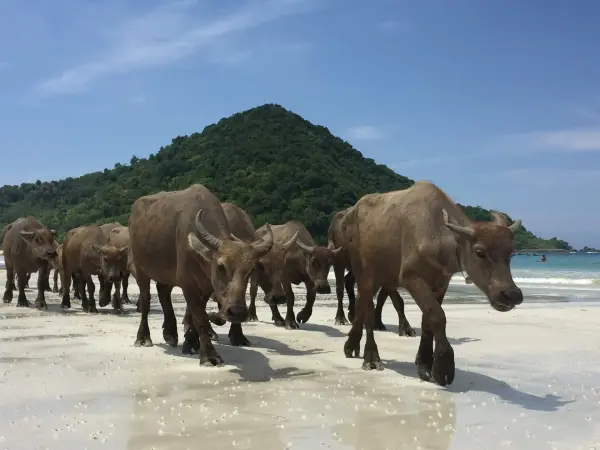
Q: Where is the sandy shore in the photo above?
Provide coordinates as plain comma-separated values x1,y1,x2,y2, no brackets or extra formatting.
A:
1,272,599,450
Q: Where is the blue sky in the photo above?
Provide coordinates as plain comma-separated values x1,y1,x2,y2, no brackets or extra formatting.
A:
1,0,600,248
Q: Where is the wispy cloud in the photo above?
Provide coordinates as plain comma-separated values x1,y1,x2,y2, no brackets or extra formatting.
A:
477,167,600,188
504,127,600,152
571,105,600,122
346,125,385,140
210,50,253,66
31,0,314,98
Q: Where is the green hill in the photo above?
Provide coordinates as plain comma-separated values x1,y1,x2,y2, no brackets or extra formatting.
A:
0,103,570,250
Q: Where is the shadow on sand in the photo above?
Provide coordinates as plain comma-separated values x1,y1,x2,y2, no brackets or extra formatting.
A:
383,360,572,412
157,334,326,383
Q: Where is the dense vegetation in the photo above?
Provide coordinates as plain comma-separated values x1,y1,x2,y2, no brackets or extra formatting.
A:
0,104,570,250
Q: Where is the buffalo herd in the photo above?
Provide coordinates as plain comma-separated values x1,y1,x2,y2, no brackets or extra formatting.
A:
1,181,523,386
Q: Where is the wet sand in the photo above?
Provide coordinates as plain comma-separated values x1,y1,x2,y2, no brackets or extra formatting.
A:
1,272,599,450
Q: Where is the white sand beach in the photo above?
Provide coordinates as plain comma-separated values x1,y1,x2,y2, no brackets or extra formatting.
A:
1,271,599,450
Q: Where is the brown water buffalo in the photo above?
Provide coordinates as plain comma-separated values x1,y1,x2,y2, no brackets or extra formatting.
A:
328,207,416,337
129,184,274,366
181,201,298,354
98,222,124,305
341,181,523,386
2,217,57,309
253,221,340,330
61,225,129,313
104,225,133,307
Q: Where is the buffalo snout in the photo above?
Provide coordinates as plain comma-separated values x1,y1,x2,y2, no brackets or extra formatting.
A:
501,287,523,305
45,249,57,259
315,282,331,295
108,274,121,283
225,305,249,323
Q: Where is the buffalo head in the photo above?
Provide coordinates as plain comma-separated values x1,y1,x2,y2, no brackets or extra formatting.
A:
90,244,129,283
233,230,299,305
296,240,342,294
20,228,58,261
187,209,274,323
443,209,523,312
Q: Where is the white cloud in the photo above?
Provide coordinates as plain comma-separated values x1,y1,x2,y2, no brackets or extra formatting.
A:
346,125,385,140
31,0,313,98
504,127,600,152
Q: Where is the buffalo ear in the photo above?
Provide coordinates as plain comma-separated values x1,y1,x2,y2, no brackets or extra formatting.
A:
49,229,57,236
188,233,213,262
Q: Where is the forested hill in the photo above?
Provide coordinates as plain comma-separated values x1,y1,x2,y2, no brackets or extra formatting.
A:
0,103,570,250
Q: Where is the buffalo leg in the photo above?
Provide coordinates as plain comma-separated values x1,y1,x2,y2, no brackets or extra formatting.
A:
16,270,30,307
121,273,131,304
344,268,383,371
52,267,59,293
35,263,49,310
61,266,72,309
182,309,200,354
99,275,111,307
345,271,357,322
269,304,285,327
24,272,31,289
156,282,177,347
405,278,453,386
182,289,224,366
3,265,14,303
228,323,251,346
333,264,349,325
388,290,416,337
134,273,153,347
296,279,317,324
248,273,259,322
42,271,51,292
79,274,89,311
72,273,81,300
282,280,299,330
111,279,123,313
374,289,388,330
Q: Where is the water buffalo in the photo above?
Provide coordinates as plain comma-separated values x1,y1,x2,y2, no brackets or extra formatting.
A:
98,222,124,305
61,225,129,313
129,184,274,366
181,202,298,354
2,217,57,309
342,181,523,386
104,225,133,307
328,207,416,337
253,221,340,330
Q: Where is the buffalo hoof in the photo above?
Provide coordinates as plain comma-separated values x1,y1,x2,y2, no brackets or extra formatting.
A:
362,347,384,371
99,297,110,308
3,291,12,303
344,337,360,358
229,330,251,347
272,316,285,327
122,296,131,305
296,308,312,324
373,321,387,331
247,307,259,322
200,352,224,367
35,301,48,311
52,287,59,294
163,330,178,347
182,340,198,355
431,345,455,386
399,325,416,337
134,338,153,347
284,317,300,330
60,300,71,309
334,314,349,326
16,299,30,308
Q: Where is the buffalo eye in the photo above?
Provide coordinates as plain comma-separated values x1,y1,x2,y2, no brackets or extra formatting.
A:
475,248,486,259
